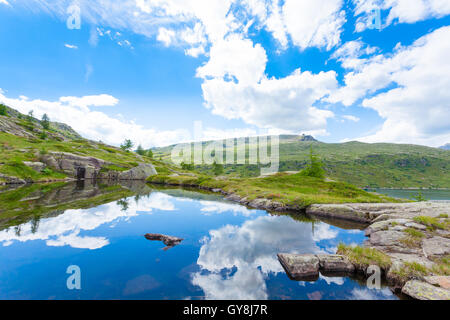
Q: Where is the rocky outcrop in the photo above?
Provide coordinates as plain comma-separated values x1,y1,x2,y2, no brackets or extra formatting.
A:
23,161,46,172
306,202,450,224
279,202,450,300
402,280,450,300
118,163,157,180
277,253,355,280
40,152,157,181
0,173,27,185
41,152,106,179
144,233,183,251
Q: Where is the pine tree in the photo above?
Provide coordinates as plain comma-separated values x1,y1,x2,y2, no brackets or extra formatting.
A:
41,113,50,130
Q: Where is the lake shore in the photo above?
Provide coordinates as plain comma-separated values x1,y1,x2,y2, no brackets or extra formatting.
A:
279,202,450,300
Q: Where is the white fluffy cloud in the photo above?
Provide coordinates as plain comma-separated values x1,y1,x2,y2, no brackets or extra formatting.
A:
282,0,346,50
200,68,337,133
330,26,450,146
0,91,189,148
354,0,450,31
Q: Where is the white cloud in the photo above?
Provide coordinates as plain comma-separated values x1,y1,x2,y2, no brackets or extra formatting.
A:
157,27,176,47
342,115,360,122
282,0,346,51
330,26,450,146
354,0,450,32
196,34,267,86
200,68,337,133
0,91,189,148
0,0,10,6
64,43,78,49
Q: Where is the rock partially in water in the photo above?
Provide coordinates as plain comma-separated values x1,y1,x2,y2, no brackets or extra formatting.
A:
402,280,450,300
144,233,183,251
277,253,319,281
317,254,355,275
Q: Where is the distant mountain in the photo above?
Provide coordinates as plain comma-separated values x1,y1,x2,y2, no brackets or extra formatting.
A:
153,135,450,188
439,143,450,150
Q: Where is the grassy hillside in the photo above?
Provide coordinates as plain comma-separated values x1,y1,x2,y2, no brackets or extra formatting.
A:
153,136,450,188
147,171,400,209
0,104,155,182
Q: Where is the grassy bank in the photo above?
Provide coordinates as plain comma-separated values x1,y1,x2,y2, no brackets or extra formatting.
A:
147,171,400,208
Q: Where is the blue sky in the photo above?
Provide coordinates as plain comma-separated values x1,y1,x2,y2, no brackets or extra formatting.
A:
0,0,449,148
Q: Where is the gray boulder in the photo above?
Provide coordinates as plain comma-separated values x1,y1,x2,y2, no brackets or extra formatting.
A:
118,163,157,180
402,280,450,300
422,237,450,260
317,254,355,274
23,161,46,172
277,253,319,280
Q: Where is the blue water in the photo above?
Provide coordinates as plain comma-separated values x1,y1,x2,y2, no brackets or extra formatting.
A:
373,189,450,201
0,185,398,300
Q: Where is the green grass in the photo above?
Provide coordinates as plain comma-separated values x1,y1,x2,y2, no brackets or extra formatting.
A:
400,227,425,249
0,131,152,181
413,216,447,231
391,262,430,281
153,137,450,188
148,171,400,208
403,227,426,238
337,243,392,270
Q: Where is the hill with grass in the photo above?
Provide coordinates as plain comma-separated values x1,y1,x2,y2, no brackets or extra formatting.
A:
0,104,402,206
152,135,450,188
0,104,159,184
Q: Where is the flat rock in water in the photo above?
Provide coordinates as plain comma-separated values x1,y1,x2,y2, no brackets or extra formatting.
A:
144,233,183,251
277,253,319,281
402,280,450,300
316,254,355,275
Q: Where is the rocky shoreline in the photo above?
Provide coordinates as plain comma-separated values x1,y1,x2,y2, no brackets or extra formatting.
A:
148,181,450,300
278,202,450,300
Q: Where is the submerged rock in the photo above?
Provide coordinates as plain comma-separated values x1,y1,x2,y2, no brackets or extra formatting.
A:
402,280,450,300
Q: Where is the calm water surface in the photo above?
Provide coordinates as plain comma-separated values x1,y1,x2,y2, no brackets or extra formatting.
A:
0,182,398,300
373,189,450,201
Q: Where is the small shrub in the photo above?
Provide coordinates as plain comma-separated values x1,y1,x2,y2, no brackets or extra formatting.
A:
39,131,48,140
0,104,7,116
300,146,325,179
41,113,50,130
412,192,426,202
120,139,134,152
